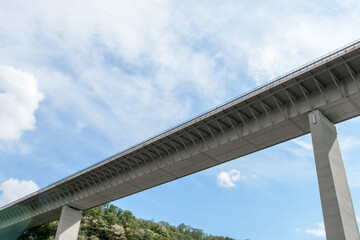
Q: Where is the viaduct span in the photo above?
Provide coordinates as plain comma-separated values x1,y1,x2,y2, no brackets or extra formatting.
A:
1,40,360,240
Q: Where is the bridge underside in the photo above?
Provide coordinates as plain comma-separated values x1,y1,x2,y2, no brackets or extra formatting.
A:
1,42,360,239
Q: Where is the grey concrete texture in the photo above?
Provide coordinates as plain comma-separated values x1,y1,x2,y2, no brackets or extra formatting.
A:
54,206,82,240
309,110,359,240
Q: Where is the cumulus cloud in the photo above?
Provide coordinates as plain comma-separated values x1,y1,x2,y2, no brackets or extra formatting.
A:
305,223,325,237
217,169,241,188
0,178,39,207
0,66,44,141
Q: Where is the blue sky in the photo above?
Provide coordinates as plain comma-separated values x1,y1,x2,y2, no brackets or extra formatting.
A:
0,0,360,239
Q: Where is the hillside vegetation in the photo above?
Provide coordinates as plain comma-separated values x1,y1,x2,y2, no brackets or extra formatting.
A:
19,204,235,240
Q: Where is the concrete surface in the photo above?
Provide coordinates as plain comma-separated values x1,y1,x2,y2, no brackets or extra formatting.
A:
54,206,82,240
309,110,359,240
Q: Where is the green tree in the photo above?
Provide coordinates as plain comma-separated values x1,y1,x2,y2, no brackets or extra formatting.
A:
18,204,235,240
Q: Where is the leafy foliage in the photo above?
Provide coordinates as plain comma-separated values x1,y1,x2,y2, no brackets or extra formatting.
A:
19,204,234,240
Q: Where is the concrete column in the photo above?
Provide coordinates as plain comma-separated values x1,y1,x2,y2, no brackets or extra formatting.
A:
309,110,359,240
55,206,82,240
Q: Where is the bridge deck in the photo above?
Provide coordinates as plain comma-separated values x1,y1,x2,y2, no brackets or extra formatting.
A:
1,39,360,234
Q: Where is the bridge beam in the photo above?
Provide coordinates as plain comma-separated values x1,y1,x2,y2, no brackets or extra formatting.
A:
308,110,359,240
54,206,82,240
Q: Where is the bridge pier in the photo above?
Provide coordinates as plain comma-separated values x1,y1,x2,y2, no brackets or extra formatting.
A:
309,110,359,240
54,205,82,240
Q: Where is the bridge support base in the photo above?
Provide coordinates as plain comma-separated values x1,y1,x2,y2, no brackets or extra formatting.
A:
309,110,359,240
55,205,82,240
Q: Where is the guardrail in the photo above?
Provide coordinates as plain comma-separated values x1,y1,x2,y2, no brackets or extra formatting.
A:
1,38,360,211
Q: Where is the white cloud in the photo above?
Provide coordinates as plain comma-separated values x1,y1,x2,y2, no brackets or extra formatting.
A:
291,139,313,150
241,1,360,85
0,66,44,141
357,216,360,222
285,137,314,158
217,169,241,188
0,0,360,148
339,136,360,150
0,178,39,207
0,1,229,146
207,141,317,189
305,223,325,237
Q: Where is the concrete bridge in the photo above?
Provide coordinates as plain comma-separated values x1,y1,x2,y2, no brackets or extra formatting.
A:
1,40,360,240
